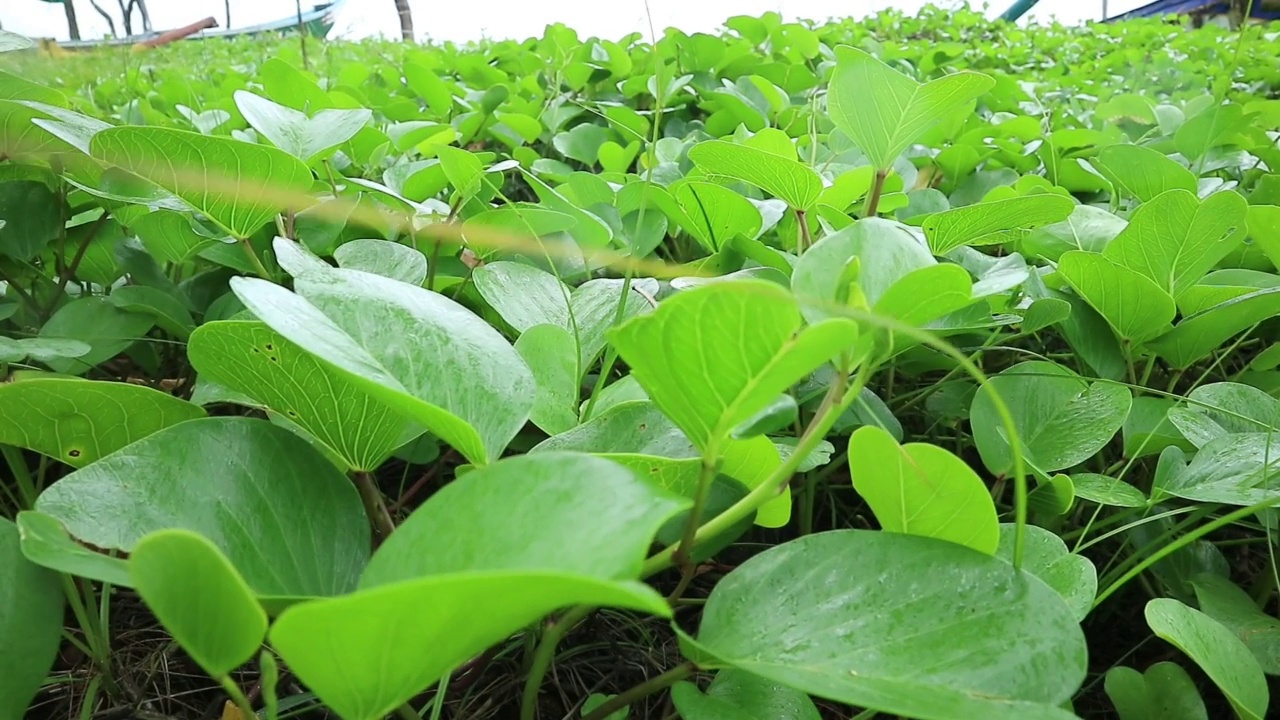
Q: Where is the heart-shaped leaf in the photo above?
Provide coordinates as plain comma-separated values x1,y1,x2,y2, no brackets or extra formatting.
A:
234,90,371,162
827,46,994,170
0,378,204,468
1057,251,1176,344
847,426,999,554
1102,189,1247,299
970,360,1132,475
684,530,1086,720
232,240,534,465
1105,663,1208,720
1093,145,1196,203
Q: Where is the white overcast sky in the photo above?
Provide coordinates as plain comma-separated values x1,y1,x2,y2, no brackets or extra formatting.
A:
2,0,1150,43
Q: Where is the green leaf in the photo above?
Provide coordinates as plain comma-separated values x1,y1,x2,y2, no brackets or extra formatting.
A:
130,529,268,678
1146,288,1280,369
610,280,856,456
0,377,204,467
995,523,1096,621
1093,145,1196,203
688,139,822,210
515,324,580,435
436,145,486,197
553,123,609,165
1166,382,1280,448
671,669,821,720
1021,297,1072,334
234,90,370,162
685,531,1086,720
970,360,1132,475
792,217,934,324
109,285,195,340
871,263,975,328
1123,396,1192,459
1057,251,1176,344
0,518,64,720
922,195,1074,255
231,241,534,465
90,127,314,239
34,417,369,601
1071,474,1148,508
656,180,762,253
1155,435,1280,506
1105,663,1208,720
473,262,654,372
0,69,65,107
271,453,686,720
188,321,413,471
827,46,994,170
0,180,61,260
598,140,640,173
1022,204,1127,262
847,426,999,554
15,510,130,587
1102,190,1247,299
1191,574,1280,676
1145,598,1269,720
333,239,429,286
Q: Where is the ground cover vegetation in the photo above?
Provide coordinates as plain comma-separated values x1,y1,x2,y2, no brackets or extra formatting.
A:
1,5,1279,719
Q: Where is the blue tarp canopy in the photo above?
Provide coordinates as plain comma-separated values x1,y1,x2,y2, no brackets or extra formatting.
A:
1107,0,1280,21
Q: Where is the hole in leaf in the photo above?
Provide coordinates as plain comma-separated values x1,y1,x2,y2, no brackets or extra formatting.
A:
67,448,82,459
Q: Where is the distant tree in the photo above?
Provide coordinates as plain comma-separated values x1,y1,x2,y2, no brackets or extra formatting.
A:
38,0,81,41
394,0,414,41
86,0,116,36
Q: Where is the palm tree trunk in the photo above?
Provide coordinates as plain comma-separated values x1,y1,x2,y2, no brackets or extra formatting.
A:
62,0,82,40
394,0,414,41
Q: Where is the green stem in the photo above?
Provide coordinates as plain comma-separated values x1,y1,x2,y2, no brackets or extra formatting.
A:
396,703,421,720
520,605,595,720
864,169,888,218
667,456,720,602
643,366,865,578
240,237,272,280
220,676,257,720
795,208,812,253
353,471,396,542
1092,498,1280,610
579,663,694,720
